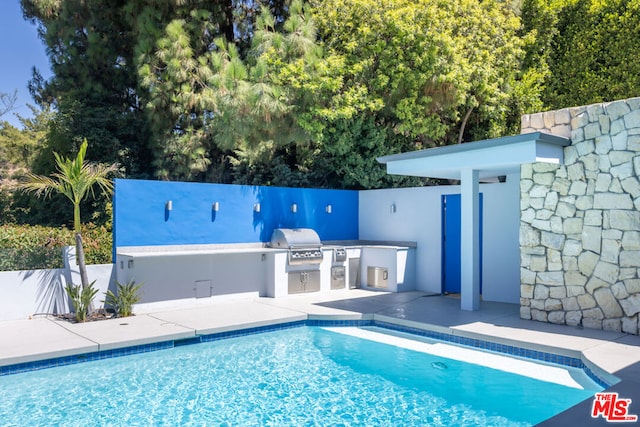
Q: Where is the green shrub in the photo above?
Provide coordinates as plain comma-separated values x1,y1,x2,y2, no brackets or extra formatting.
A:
0,223,112,271
104,280,143,317
79,223,112,265
65,281,99,322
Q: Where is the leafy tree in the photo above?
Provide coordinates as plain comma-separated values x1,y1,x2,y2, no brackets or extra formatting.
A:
223,0,444,189
522,0,640,109
313,0,451,145
223,0,340,185
0,105,56,225
21,0,292,184
305,0,533,188
137,0,532,188
139,0,330,182
439,0,529,143
20,0,544,191
22,0,153,179
21,140,117,289
314,0,532,146
318,116,428,189
1,105,52,169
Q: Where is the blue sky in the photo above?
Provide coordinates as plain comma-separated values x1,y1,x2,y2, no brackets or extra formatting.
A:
0,0,51,128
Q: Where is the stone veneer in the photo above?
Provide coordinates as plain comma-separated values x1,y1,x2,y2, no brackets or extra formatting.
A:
520,97,640,335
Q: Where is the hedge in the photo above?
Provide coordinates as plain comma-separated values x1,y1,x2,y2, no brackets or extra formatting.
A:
0,224,112,271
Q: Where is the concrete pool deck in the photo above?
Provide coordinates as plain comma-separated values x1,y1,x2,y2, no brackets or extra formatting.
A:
1,289,638,425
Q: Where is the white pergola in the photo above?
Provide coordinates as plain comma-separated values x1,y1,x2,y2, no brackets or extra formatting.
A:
377,132,570,311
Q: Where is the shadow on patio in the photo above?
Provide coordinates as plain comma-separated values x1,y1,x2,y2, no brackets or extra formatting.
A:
313,290,520,328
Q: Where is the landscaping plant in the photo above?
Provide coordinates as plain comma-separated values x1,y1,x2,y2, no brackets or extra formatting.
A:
21,140,117,289
65,281,99,322
103,280,142,317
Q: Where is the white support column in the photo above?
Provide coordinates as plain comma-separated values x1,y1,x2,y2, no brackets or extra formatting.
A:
460,168,480,311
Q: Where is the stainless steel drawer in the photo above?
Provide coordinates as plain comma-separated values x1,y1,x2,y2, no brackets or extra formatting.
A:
331,266,346,290
367,266,388,289
288,270,321,294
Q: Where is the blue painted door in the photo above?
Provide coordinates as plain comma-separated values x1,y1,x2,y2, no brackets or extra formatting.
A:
442,194,483,294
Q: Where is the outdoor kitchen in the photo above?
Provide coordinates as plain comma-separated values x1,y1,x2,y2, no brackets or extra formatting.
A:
110,179,422,310
115,227,416,309
112,176,521,312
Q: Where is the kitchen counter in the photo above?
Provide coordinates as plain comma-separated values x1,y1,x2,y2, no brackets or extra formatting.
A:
115,240,417,308
117,243,286,257
322,240,417,249
117,240,417,258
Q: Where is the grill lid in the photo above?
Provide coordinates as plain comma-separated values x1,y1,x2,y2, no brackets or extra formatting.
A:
270,228,322,248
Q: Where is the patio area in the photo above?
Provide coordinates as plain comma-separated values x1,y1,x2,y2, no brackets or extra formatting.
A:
0,289,638,425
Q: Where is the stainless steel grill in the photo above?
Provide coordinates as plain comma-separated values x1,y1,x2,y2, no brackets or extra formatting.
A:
270,228,323,294
270,228,324,265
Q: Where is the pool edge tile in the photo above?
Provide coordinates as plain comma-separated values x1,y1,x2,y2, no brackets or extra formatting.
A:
96,330,197,352
0,344,100,368
0,316,619,389
193,314,308,336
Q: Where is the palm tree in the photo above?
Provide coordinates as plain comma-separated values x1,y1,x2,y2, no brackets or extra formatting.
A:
22,139,118,289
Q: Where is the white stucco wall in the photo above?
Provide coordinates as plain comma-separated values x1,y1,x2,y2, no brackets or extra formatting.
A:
0,263,114,321
116,251,269,305
480,173,521,303
359,172,521,303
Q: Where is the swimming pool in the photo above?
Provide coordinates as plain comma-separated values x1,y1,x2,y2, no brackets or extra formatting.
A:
0,324,603,426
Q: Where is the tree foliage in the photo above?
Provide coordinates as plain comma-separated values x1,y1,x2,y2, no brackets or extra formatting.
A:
0,105,50,169
139,1,341,183
20,0,532,190
21,0,152,181
21,140,117,289
0,106,57,225
17,0,639,198
522,0,640,109
307,0,531,187
21,0,293,182
22,140,117,233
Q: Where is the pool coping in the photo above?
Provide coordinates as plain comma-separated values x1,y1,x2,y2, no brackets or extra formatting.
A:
0,315,615,390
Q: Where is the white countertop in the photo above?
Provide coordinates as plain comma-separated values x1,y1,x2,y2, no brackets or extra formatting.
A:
116,241,416,258
116,243,285,257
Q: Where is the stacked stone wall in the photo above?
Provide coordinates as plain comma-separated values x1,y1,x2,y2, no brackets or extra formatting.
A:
520,97,640,335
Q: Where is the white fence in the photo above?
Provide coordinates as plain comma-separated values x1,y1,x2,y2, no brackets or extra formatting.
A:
0,246,114,321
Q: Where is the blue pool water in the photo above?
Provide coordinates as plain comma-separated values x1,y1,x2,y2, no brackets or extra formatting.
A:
0,326,601,426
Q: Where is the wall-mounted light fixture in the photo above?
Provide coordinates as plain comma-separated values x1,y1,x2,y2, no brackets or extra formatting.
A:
166,200,173,211
254,203,261,213
291,203,298,213
325,204,332,214
390,203,396,214
212,202,220,212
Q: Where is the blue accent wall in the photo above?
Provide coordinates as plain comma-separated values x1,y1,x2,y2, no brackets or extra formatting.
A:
113,179,359,248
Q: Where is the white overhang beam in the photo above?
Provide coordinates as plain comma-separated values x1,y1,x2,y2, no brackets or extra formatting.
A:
377,132,570,180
